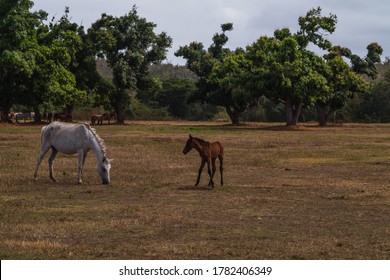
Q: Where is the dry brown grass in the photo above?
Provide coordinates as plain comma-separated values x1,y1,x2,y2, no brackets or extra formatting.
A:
0,121,389,259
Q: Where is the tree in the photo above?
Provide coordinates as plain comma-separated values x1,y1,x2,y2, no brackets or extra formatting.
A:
39,8,99,117
245,7,381,126
314,42,383,126
176,23,252,124
208,49,257,124
246,31,330,126
0,3,96,122
296,7,337,50
352,68,390,122
0,0,46,122
88,6,172,124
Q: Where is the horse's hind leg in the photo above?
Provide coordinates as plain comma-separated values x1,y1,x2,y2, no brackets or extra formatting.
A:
48,148,59,182
34,144,51,180
209,159,216,187
195,159,206,186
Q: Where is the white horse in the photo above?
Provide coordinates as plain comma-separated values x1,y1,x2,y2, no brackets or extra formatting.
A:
34,121,111,184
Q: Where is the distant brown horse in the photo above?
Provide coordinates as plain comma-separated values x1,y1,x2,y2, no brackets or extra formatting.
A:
54,113,72,122
91,114,104,125
103,113,117,124
182,134,224,188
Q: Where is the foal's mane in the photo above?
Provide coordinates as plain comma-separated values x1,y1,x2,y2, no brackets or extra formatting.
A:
84,123,107,158
192,136,209,144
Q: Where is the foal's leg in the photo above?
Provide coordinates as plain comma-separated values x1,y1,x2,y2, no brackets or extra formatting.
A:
207,158,214,187
209,158,216,187
48,148,59,182
33,144,52,180
219,155,224,186
195,159,206,186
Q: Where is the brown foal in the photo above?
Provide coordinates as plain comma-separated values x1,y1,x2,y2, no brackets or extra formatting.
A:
182,134,224,187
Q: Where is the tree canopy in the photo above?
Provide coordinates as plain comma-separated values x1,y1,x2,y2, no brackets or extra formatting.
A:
0,3,385,126
88,6,172,124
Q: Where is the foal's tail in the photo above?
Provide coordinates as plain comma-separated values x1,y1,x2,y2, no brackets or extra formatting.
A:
217,141,224,157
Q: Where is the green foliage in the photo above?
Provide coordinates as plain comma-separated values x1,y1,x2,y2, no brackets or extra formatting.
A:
354,68,390,122
0,0,47,119
244,7,380,126
89,6,172,123
209,50,257,117
246,31,331,125
296,7,337,50
158,78,196,119
0,2,97,121
0,3,385,125
176,23,252,124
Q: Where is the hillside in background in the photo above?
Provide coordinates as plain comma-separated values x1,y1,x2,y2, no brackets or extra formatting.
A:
97,59,389,83
96,59,197,81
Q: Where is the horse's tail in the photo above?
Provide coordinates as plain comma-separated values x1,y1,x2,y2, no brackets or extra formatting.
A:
217,141,224,156
39,123,52,146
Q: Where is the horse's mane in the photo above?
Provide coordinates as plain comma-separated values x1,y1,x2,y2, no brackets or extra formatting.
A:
84,123,107,158
192,136,209,144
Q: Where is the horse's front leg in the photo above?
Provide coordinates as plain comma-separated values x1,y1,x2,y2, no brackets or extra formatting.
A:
77,150,85,184
48,148,59,182
195,159,206,186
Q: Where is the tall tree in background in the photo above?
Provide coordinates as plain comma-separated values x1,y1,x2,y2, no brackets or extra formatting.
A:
28,7,96,121
208,49,257,124
0,0,46,121
176,23,253,124
88,6,172,124
246,7,381,126
315,43,382,126
39,8,99,117
0,2,96,122
246,29,331,126
356,67,390,122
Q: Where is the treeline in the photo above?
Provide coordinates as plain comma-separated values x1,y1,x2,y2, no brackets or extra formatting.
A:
0,1,388,126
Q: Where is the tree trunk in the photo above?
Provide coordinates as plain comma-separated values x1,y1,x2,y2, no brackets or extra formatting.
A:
65,105,74,116
316,102,327,127
225,106,240,125
33,104,41,123
114,102,125,124
0,106,13,123
316,102,335,127
285,97,303,126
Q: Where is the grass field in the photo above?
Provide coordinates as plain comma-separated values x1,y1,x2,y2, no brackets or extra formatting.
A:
0,121,389,259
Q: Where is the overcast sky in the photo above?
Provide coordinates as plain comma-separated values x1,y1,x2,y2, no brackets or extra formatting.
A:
32,0,390,65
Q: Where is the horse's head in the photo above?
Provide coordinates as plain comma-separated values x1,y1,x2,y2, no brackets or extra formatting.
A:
183,134,194,154
98,157,112,184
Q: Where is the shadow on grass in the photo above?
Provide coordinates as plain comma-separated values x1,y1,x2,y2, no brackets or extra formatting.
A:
177,185,213,191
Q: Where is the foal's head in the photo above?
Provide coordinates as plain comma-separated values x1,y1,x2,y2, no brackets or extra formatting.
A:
98,157,112,184
183,134,194,154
